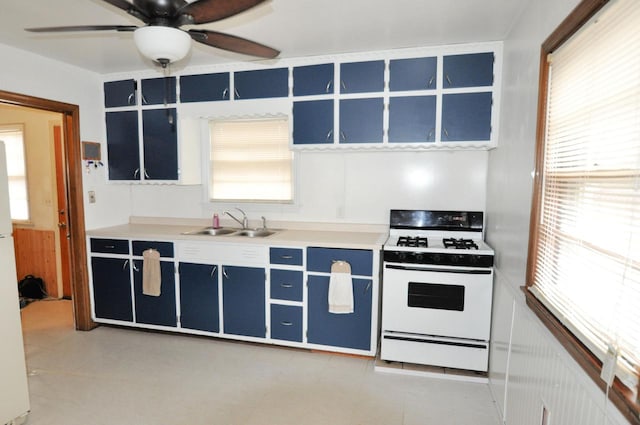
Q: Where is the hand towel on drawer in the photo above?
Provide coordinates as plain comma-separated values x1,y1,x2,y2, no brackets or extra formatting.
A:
328,260,353,314
142,248,161,296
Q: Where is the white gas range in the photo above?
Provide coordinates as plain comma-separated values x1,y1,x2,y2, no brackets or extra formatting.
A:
380,210,495,372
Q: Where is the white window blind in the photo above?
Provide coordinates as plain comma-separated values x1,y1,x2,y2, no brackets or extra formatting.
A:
209,117,293,202
0,125,30,221
531,0,640,390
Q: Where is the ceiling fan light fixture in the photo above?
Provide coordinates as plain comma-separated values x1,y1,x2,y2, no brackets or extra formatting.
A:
133,26,191,66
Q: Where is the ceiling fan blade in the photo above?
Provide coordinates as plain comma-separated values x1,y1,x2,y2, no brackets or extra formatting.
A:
26,25,138,33
189,29,279,58
179,0,267,24
100,0,150,23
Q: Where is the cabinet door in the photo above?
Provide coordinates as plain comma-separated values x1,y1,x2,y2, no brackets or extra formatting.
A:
91,257,133,322
141,77,177,105
293,100,334,145
389,96,437,143
307,275,372,351
234,68,288,99
339,60,385,94
180,73,230,102
441,92,492,141
133,259,177,327
106,110,140,180
339,98,384,144
222,265,266,338
443,52,494,88
306,247,373,276
293,63,334,96
271,304,303,342
104,79,137,107
179,262,220,333
142,108,178,180
389,57,437,91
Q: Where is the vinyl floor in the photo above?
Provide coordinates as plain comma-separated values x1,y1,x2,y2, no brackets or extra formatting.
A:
20,300,501,425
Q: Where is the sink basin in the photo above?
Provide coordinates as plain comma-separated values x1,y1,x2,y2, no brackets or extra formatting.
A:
181,227,236,236
235,229,276,238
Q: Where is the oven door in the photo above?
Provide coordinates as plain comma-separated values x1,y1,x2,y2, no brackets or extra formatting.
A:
382,262,493,340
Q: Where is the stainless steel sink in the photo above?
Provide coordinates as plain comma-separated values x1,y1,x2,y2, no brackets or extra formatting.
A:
181,227,276,237
234,229,276,238
181,227,236,236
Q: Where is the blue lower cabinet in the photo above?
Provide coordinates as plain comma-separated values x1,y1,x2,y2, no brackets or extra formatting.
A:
270,269,303,302
179,262,219,333
307,275,372,351
441,92,493,141
91,257,133,322
389,96,437,143
270,304,303,342
222,265,266,338
339,98,384,144
133,260,177,327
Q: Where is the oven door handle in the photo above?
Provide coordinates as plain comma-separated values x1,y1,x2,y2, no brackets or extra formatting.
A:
385,264,492,275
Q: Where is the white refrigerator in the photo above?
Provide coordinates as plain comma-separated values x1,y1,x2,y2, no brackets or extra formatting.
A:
0,141,30,424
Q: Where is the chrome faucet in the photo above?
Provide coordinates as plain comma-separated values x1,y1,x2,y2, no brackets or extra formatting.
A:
224,207,248,229
261,216,267,229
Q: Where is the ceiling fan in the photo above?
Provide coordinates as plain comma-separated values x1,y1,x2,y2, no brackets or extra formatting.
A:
26,0,280,68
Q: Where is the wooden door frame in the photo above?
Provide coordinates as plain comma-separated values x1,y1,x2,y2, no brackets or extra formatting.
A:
0,89,94,331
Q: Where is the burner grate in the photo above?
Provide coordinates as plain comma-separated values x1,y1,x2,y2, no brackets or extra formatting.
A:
397,236,428,248
443,238,479,250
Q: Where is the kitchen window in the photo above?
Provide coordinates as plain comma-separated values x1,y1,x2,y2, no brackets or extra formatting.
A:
526,0,640,422
208,116,293,203
0,124,30,221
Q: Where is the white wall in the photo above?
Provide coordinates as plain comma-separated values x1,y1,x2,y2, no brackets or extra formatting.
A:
486,1,631,424
0,42,131,230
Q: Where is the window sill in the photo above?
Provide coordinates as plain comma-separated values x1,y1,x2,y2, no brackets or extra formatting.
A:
522,286,640,425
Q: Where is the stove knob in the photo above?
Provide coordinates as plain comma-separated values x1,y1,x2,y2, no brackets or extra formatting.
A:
415,253,424,263
398,252,407,262
432,254,441,264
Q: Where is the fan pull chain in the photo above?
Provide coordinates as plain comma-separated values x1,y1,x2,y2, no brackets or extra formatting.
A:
163,64,174,125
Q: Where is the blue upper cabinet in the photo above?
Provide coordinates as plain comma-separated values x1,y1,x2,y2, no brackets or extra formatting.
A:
339,60,385,94
142,108,178,180
443,52,494,88
339,98,384,143
104,79,137,108
234,68,289,99
389,57,437,91
180,72,230,102
106,110,140,180
441,92,493,141
141,77,177,105
389,95,437,143
293,63,334,96
293,100,334,145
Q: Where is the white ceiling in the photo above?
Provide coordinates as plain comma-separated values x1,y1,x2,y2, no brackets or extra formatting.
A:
0,0,528,75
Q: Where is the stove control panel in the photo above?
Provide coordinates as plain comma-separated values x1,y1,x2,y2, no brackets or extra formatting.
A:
383,250,494,268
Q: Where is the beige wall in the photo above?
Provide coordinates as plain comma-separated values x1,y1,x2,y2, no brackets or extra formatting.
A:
0,103,64,295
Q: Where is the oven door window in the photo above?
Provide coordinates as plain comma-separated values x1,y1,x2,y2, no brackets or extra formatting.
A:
407,282,465,311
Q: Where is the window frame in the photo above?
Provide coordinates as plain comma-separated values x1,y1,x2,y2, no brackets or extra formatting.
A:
0,123,31,223
525,0,640,423
205,114,295,205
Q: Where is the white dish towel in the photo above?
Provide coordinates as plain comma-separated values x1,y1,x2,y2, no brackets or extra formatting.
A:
142,248,161,297
328,260,354,314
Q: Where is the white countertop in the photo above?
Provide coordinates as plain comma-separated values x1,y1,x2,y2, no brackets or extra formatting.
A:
87,220,388,250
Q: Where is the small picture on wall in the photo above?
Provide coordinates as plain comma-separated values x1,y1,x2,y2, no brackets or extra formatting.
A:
82,141,101,161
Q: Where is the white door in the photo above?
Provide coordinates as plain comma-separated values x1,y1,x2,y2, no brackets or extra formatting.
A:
0,236,30,423
0,142,12,235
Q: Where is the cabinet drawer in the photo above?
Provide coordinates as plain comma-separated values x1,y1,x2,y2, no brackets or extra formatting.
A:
270,248,303,266
132,241,174,258
270,269,303,302
271,304,303,342
90,238,129,254
307,247,373,276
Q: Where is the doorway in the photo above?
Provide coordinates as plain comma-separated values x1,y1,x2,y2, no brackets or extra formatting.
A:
0,89,92,331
